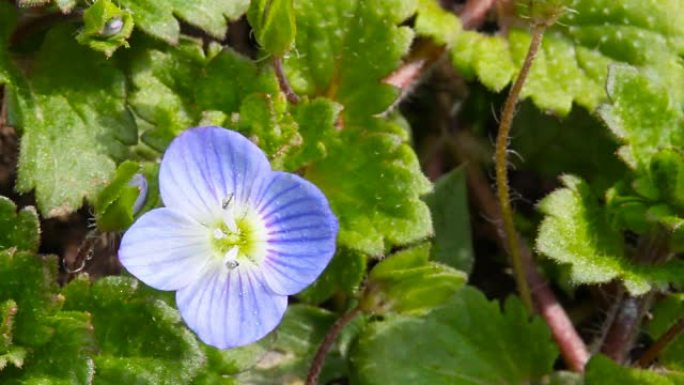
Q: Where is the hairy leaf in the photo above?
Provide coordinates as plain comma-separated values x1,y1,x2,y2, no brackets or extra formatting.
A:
363,243,466,315
350,287,558,384
284,0,416,122
8,26,137,217
62,276,205,385
598,64,684,170
306,123,432,255
0,196,40,253
450,0,684,115
537,175,684,295
117,0,249,44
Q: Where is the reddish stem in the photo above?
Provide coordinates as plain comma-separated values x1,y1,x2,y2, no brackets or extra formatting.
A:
274,57,300,104
306,307,362,385
636,317,684,368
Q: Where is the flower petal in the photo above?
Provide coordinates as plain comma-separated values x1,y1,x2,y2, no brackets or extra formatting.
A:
159,126,271,224
118,208,211,291
255,172,338,295
176,263,287,349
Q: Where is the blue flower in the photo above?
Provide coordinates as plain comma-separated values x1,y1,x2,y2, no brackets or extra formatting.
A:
118,126,338,349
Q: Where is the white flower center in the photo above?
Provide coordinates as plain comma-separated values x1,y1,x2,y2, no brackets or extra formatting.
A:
210,196,268,270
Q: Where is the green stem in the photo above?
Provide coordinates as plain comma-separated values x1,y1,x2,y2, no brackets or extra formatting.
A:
494,23,545,312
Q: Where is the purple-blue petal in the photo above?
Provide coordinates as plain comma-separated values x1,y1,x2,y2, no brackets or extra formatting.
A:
159,126,271,224
175,264,288,349
255,172,338,296
128,173,148,215
118,208,211,291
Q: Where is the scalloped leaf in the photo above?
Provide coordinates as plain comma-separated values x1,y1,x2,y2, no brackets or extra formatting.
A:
0,196,40,253
128,39,279,151
6,25,137,217
363,243,466,315
284,0,417,123
62,276,205,385
449,0,684,115
116,0,249,44
598,64,684,170
350,287,559,385
305,121,433,255
536,175,684,295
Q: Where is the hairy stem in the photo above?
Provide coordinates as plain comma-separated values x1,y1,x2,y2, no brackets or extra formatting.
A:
273,57,300,104
446,133,589,372
636,317,684,368
306,307,362,385
494,23,545,312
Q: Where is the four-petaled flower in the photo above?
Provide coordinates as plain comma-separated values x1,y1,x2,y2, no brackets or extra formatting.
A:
119,126,338,349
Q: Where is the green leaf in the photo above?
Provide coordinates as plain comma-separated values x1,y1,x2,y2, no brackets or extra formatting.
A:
298,248,367,305
7,25,137,217
94,161,142,232
424,166,474,273
414,0,461,46
0,250,62,347
537,175,684,295
5,311,96,385
586,355,684,384
0,196,40,253
238,305,353,384
0,3,17,85
129,40,278,151
62,276,205,385
648,294,684,370
598,64,683,170
650,149,684,212
0,300,26,371
76,0,134,57
247,0,296,56
350,287,558,385
305,123,432,255
117,0,249,44
512,101,626,192
449,0,684,115
284,0,416,122
235,92,300,159
363,243,466,315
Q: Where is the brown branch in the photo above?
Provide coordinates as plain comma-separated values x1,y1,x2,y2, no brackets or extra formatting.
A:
273,57,300,104
636,317,684,368
460,0,496,29
601,233,669,363
306,307,362,385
